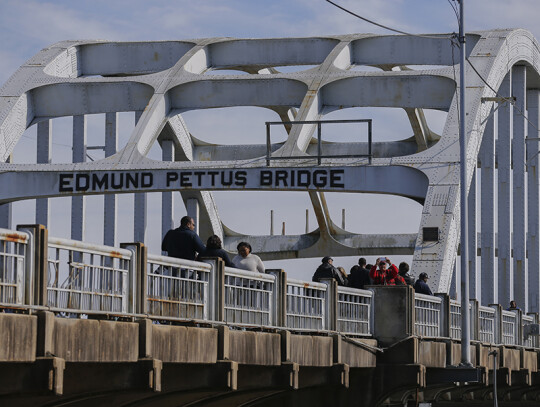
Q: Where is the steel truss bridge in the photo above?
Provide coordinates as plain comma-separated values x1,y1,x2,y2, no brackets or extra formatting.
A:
1,29,540,314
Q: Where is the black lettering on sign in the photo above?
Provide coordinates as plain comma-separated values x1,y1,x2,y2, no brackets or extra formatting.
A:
297,170,311,187
59,174,73,192
313,170,327,187
275,170,288,187
194,171,205,186
92,173,108,190
260,170,272,186
76,174,90,191
221,171,233,186
180,172,192,187
330,170,345,188
235,171,247,186
208,171,218,186
111,173,124,189
166,172,178,187
142,172,153,187
126,173,139,188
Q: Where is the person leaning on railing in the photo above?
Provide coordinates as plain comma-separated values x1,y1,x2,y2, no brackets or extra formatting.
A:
232,242,265,273
197,235,235,267
413,272,433,295
312,256,348,286
369,257,399,285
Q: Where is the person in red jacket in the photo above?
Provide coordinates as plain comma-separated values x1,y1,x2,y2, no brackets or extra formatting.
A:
370,257,399,285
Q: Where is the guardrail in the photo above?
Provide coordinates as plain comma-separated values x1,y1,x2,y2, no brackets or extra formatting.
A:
286,278,327,331
0,228,28,305
414,293,442,337
501,309,517,345
223,267,275,326
2,224,540,350
522,313,536,348
478,305,496,343
47,237,133,313
147,254,211,320
337,286,372,336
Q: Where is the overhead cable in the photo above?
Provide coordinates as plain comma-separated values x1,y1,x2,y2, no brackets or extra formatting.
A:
325,0,452,40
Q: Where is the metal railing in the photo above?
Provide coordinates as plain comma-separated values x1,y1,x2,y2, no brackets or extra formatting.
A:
415,293,442,337
47,237,132,313
501,310,517,345
4,225,540,349
449,299,462,340
147,254,211,319
337,286,372,336
478,306,496,343
286,279,327,330
522,314,536,348
223,267,275,326
0,229,28,305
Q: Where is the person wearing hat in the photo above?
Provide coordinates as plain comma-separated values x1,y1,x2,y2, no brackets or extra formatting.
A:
312,256,347,286
414,272,433,295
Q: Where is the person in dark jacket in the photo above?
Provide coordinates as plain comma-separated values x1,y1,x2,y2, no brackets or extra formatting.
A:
312,256,347,286
414,272,433,295
161,216,206,261
348,257,371,289
399,262,415,286
197,235,234,267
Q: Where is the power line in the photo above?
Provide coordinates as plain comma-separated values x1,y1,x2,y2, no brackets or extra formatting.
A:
325,0,452,40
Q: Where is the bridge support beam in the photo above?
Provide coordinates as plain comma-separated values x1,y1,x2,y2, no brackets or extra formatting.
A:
161,139,175,244
481,109,497,306
104,112,118,247
498,72,513,307
513,65,528,311
71,115,86,242
36,120,52,227
527,89,540,313
133,110,147,243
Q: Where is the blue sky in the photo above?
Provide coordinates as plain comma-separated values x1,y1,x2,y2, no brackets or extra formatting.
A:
0,0,538,278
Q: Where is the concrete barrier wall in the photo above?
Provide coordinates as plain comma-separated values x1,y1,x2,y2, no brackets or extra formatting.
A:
0,313,36,362
52,319,138,362
522,349,538,372
340,338,377,368
152,325,217,363
229,330,280,365
289,335,333,366
500,347,521,371
447,341,476,367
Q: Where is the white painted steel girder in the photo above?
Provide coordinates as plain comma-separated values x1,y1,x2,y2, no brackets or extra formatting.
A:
1,30,540,298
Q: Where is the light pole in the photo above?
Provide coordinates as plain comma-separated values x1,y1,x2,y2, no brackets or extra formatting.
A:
458,0,472,367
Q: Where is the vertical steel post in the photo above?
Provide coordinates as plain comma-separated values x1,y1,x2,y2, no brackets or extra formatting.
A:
71,115,86,242
270,210,274,235
498,73,513,306
36,120,52,226
161,139,175,249
133,111,146,243
317,122,322,165
527,90,540,312
481,109,497,305
266,122,271,166
459,0,471,366
104,112,118,247
468,169,478,300
305,209,309,234
368,120,372,164
512,66,527,311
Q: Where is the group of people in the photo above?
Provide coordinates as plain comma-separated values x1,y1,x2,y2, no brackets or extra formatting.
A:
162,216,434,295
161,216,265,273
312,256,433,295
